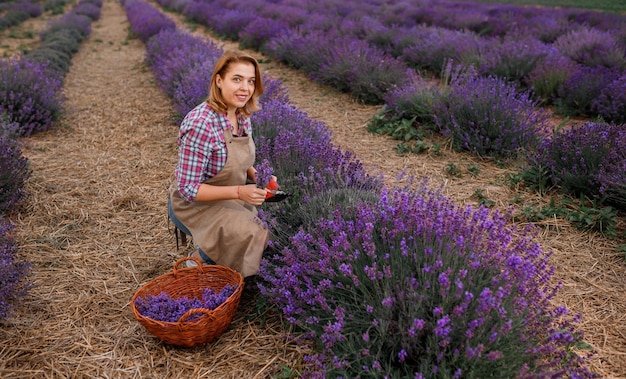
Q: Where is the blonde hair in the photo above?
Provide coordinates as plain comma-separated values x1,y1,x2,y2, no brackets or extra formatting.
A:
207,50,264,117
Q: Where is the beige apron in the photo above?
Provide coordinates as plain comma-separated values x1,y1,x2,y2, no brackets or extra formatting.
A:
169,130,269,277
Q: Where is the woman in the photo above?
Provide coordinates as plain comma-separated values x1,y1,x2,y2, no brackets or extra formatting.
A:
168,50,270,278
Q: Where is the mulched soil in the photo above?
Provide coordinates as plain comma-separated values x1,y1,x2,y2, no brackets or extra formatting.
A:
1,0,625,377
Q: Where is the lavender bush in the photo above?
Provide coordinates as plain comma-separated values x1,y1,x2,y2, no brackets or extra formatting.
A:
369,73,440,143
255,159,273,189
556,66,621,117
0,218,31,320
212,9,257,40
382,73,438,124
0,58,64,136
123,0,176,43
238,17,289,51
0,1,42,31
529,121,626,211
593,74,626,124
259,184,594,378
554,28,626,69
401,27,488,74
313,39,408,105
26,0,101,75
0,122,31,215
596,126,626,210
252,98,381,248
263,30,334,74
526,49,577,104
480,37,551,84
144,29,222,117
75,2,102,21
434,66,548,159
135,285,238,322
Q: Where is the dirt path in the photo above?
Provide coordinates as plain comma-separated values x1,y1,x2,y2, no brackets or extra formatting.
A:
0,0,624,377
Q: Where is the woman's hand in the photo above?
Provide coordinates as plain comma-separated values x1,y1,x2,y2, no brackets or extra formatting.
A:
238,184,267,206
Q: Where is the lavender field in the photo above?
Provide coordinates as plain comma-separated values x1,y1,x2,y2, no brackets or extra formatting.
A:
1,0,625,377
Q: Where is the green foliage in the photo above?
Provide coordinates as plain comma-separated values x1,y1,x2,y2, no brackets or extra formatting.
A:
472,188,496,207
368,115,423,142
517,163,552,195
562,196,618,237
468,164,481,177
395,140,433,156
516,195,618,237
444,162,461,177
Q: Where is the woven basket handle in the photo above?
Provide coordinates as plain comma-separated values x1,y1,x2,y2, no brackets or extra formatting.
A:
173,256,203,273
176,308,216,325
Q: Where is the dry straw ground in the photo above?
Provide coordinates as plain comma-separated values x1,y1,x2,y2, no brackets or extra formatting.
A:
1,0,625,377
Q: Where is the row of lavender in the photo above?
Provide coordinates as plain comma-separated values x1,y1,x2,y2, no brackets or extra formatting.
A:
155,0,626,215
125,1,595,377
0,0,102,320
156,0,626,124
0,0,41,32
0,0,75,33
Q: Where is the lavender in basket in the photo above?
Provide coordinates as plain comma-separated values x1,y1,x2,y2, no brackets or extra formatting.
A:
135,284,238,322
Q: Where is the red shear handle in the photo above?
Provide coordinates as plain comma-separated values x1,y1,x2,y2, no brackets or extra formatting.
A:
265,177,279,199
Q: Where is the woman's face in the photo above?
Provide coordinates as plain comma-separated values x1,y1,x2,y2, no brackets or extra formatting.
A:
216,61,256,113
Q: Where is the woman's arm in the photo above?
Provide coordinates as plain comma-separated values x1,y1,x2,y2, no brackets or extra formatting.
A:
194,182,267,206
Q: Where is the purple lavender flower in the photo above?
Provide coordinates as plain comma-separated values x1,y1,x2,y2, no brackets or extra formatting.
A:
260,184,592,377
554,27,625,69
434,66,548,158
135,284,238,323
530,121,626,211
0,219,31,320
0,128,31,214
123,0,176,42
255,159,273,189
0,58,64,136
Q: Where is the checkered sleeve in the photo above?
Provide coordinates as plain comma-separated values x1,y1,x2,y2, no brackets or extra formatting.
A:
175,105,220,202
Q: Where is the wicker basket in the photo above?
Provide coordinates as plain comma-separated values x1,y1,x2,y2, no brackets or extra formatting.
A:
131,256,244,347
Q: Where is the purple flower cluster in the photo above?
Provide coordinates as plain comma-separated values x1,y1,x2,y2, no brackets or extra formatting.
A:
135,284,238,323
557,65,621,117
480,36,552,83
434,66,548,158
123,0,175,43
593,73,626,124
401,26,489,74
0,219,31,320
144,29,222,117
0,1,42,31
259,184,593,378
531,121,626,210
0,122,31,215
554,27,625,69
239,17,290,52
0,58,64,136
527,47,578,104
255,159,273,189
252,98,380,193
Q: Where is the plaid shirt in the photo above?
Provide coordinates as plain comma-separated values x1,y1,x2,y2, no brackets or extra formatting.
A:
175,102,251,202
